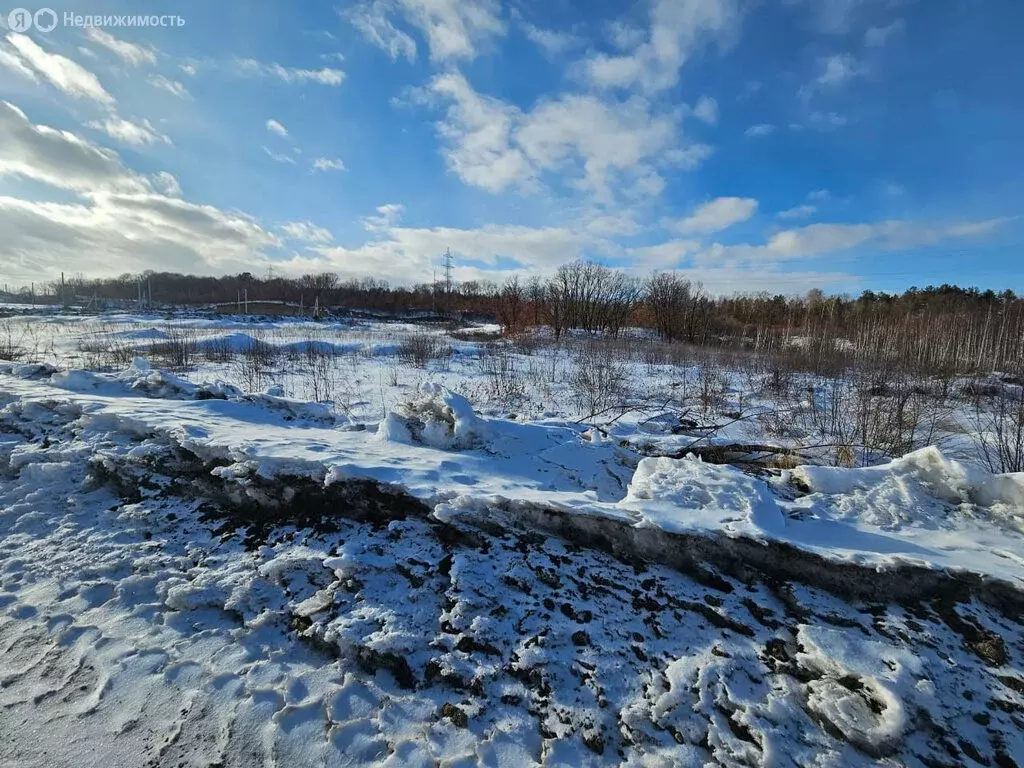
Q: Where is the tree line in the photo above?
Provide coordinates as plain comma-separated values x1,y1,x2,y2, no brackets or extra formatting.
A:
5,263,1022,376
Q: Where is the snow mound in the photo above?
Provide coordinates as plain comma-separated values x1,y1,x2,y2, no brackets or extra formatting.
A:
797,625,925,757
622,454,786,535
789,447,1024,530
379,383,487,450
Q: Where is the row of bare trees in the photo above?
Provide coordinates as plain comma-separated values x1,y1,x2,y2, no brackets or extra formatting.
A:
7,263,1023,378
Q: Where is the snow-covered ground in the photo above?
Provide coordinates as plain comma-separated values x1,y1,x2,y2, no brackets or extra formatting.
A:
1,313,1022,766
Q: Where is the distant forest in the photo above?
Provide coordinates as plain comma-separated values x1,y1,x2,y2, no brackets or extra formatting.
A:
4,263,1023,376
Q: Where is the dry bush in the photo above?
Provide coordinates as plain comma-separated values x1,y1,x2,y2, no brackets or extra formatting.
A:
398,333,452,368
972,383,1024,473
569,345,628,421
480,344,526,409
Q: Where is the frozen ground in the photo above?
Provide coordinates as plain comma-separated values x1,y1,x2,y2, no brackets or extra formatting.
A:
0,313,1023,766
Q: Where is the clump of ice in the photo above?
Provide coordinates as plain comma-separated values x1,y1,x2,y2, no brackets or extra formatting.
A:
379,383,487,450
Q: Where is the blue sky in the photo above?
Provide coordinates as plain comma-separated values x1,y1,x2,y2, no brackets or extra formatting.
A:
0,0,1021,295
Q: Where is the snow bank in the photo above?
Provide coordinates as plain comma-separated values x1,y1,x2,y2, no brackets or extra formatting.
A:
379,383,488,450
622,454,786,535
789,446,1024,529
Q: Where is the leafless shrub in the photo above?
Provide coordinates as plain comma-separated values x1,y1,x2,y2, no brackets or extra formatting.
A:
77,324,134,370
972,382,1024,473
232,339,276,393
399,333,452,368
151,326,198,370
0,321,25,361
481,344,526,409
569,345,628,421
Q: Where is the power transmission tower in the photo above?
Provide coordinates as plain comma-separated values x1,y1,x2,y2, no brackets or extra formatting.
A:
442,248,454,314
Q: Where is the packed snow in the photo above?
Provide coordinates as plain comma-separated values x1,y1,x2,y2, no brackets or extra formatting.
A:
0,313,1022,766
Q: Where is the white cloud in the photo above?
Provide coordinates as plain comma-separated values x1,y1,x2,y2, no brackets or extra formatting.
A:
4,34,114,105
808,188,831,201
698,218,1012,266
628,239,701,269
744,123,775,138
521,21,581,57
83,28,157,67
778,204,817,220
0,46,38,81
148,74,190,98
344,0,504,62
266,119,289,138
152,171,181,196
800,53,864,99
306,221,597,282
343,0,417,62
312,157,345,172
669,196,758,234
362,203,405,231
427,71,535,193
0,99,280,280
581,0,743,93
0,193,280,279
865,19,904,48
280,220,333,244
693,95,719,125
179,62,197,76
235,58,345,85
0,100,148,193
606,20,646,51
263,147,297,165
424,72,702,200
86,116,171,147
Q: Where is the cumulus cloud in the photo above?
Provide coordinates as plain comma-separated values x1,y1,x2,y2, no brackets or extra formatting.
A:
778,204,817,220
83,28,157,66
280,220,333,244
152,171,181,196
362,203,405,231
0,99,280,280
86,116,171,147
745,123,775,138
698,218,1012,266
0,101,148,193
693,96,719,125
304,221,596,282
424,72,704,201
3,34,114,105
800,53,864,99
0,193,280,279
266,119,289,137
520,21,581,57
580,0,743,93
343,0,417,62
345,0,505,62
669,197,758,234
312,157,345,171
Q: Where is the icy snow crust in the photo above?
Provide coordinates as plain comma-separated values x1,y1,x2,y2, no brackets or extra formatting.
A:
1,362,1023,766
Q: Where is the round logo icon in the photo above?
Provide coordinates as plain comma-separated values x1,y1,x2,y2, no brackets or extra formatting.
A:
33,7,57,32
7,7,33,32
